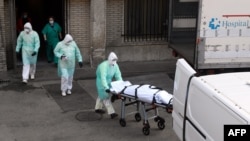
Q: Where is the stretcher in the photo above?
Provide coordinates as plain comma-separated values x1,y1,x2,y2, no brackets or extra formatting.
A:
110,80,173,135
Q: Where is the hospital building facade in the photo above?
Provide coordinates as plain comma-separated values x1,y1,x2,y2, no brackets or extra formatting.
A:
0,0,177,72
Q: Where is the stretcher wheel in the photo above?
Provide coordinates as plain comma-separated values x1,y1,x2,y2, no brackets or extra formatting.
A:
142,126,150,135
154,116,165,123
134,113,141,122
157,121,165,130
119,119,126,127
154,117,159,122
154,116,163,122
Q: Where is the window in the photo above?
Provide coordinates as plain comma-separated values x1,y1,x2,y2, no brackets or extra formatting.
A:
124,0,169,42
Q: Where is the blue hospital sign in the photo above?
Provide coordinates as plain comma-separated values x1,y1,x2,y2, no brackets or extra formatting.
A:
224,125,250,141
208,17,250,30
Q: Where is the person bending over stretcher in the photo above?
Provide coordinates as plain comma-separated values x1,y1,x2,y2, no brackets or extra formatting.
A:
94,52,122,119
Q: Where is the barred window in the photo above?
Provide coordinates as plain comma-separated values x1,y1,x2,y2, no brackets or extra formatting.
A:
124,0,169,42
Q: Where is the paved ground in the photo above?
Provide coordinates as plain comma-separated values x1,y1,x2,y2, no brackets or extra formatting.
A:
0,59,180,141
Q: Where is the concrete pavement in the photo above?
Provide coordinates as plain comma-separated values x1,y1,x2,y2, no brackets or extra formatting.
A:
0,59,180,141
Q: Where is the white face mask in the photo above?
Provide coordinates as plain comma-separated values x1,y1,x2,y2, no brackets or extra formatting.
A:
111,61,117,66
108,59,117,66
49,21,54,24
24,28,30,33
65,41,72,46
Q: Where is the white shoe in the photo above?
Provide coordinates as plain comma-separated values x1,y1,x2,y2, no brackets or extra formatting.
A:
67,90,72,95
31,75,35,80
62,91,66,96
22,79,28,84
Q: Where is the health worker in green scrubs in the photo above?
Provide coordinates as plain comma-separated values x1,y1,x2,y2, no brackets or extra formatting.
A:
42,16,62,64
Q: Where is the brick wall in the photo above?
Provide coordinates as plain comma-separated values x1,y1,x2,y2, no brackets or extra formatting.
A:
106,0,123,46
0,0,7,71
69,0,91,62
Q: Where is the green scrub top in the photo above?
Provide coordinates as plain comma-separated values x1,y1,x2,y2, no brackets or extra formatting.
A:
42,22,62,45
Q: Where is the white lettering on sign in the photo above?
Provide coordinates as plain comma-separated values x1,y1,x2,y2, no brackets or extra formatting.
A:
228,129,247,136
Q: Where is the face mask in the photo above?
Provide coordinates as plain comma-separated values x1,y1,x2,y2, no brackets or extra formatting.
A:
109,59,117,66
24,28,30,33
23,15,27,18
49,21,54,24
111,61,117,66
65,41,72,46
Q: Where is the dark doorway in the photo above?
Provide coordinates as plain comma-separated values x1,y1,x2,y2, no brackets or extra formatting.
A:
15,0,65,62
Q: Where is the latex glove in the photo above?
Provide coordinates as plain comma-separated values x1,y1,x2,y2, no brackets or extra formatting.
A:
61,55,66,60
79,62,83,68
31,52,37,56
105,89,111,93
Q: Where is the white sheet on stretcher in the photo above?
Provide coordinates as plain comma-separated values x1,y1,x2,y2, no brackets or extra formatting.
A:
110,80,173,105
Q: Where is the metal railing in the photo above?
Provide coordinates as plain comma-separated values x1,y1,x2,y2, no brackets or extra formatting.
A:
123,0,169,42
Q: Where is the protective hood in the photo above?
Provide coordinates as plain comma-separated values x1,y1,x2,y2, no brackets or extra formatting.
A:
108,52,118,66
24,22,32,30
63,34,73,44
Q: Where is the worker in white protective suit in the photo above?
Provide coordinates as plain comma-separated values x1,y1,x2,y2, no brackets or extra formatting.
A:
94,52,123,119
16,22,40,84
54,34,83,96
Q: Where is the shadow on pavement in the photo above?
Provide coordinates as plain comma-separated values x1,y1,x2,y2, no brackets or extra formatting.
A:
43,82,95,112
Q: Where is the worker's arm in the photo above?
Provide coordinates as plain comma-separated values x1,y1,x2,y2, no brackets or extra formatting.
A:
59,32,62,40
43,35,47,41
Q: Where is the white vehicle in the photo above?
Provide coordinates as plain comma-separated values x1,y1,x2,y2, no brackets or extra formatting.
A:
172,58,250,141
169,0,250,70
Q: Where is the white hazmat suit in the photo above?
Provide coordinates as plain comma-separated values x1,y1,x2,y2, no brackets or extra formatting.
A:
16,22,40,83
54,34,83,96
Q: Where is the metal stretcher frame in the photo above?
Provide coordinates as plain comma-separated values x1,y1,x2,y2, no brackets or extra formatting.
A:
111,92,173,135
